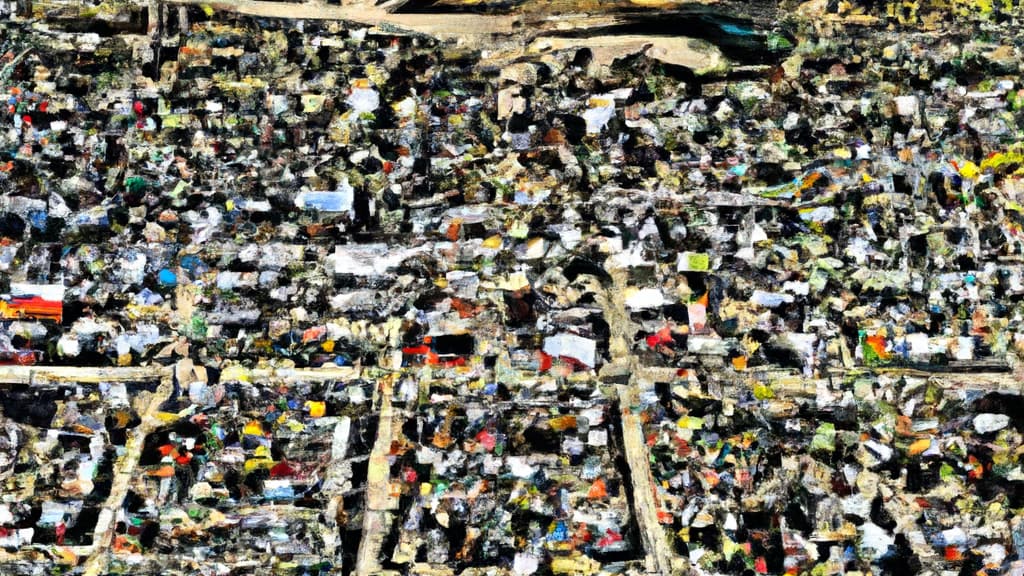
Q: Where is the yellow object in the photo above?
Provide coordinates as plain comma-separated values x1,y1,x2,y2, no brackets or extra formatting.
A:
908,437,932,456
548,415,578,431
306,401,326,418
723,537,746,561
551,554,601,575
244,457,274,472
752,382,774,400
53,547,77,565
680,252,710,272
677,415,705,429
981,148,1024,172
243,420,263,436
959,161,980,179
155,412,181,423
221,364,251,383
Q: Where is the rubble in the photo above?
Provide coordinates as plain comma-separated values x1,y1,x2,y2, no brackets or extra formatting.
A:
1,0,1024,574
